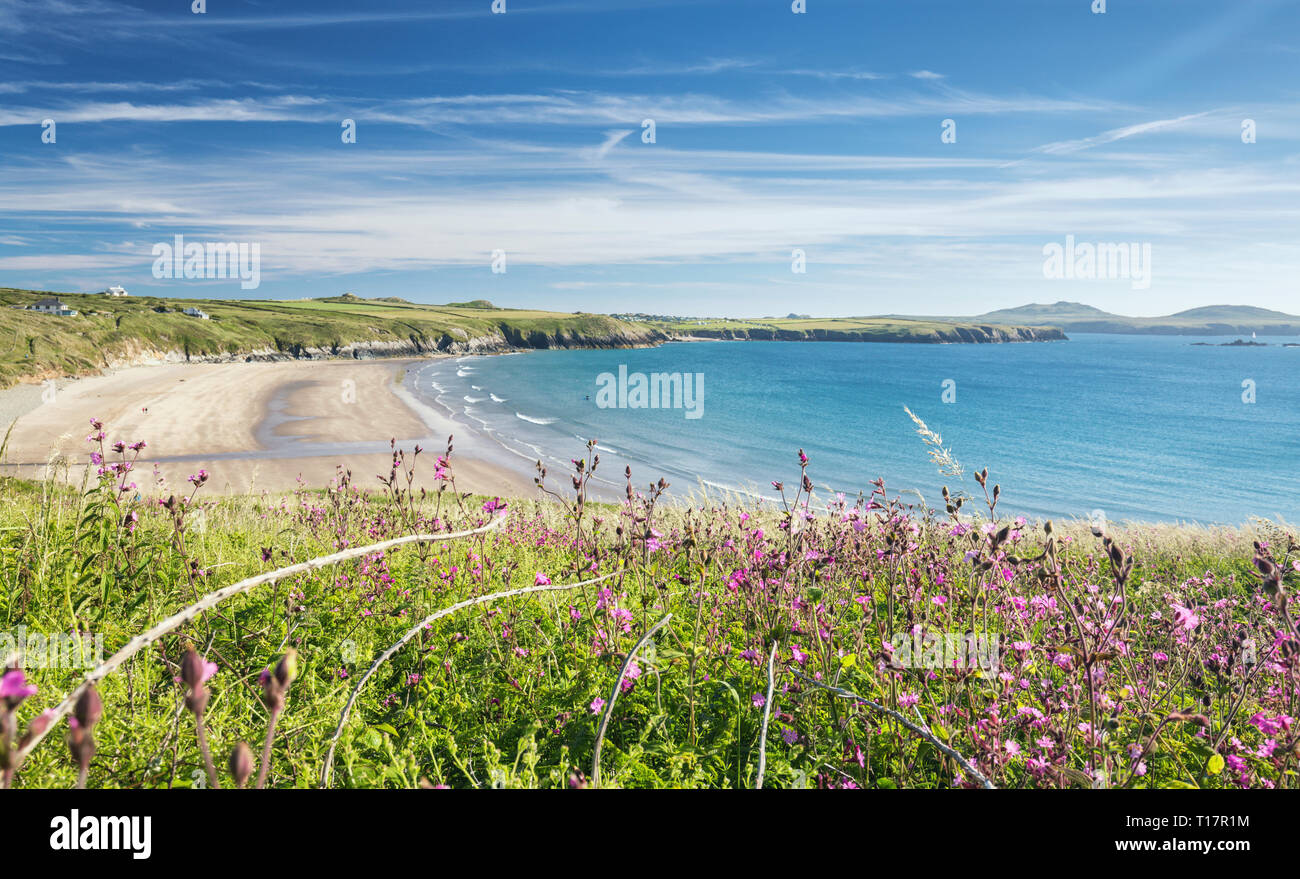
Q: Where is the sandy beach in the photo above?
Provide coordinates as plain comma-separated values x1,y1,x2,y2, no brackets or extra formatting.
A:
0,359,537,498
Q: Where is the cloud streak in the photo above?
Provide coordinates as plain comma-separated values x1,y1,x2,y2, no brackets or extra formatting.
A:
0,86,1127,128
1035,112,1215,154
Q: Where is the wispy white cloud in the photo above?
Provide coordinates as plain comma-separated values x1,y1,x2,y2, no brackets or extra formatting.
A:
0,0,125,35
0,79,285,95
1035,112,1213,154
617,58,760,76
0,252,140,270
0,85,1126,129
4,139,1296,282
0,96,332,126
0,0,714,39
781,68,891,81
589,129,634,160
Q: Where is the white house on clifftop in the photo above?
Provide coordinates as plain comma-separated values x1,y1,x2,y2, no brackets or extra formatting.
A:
27,297,77,316
101,285,129,297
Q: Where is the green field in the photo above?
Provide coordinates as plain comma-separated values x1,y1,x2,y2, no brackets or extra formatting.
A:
646,314,1066,343
666,315,1000,333
0,433,1292,789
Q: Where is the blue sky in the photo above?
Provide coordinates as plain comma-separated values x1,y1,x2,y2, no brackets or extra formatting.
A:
1,0,1297,316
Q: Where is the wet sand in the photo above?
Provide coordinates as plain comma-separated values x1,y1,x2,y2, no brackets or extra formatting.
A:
0,360,537,498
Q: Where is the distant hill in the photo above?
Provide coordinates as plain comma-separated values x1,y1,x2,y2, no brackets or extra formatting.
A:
976,301,1116,323
913,301,1300,336
1166,304,1297,322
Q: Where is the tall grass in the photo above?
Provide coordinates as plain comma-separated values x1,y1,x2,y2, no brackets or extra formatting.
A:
0,419,1296,789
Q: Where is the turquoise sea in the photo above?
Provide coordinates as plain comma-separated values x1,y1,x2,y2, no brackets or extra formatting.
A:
409,334,1300,525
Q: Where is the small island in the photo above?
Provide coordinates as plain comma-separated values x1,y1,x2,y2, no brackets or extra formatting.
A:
1192,338,1269,347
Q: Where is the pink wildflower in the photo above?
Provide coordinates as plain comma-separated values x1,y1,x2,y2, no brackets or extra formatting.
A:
0,668,37,706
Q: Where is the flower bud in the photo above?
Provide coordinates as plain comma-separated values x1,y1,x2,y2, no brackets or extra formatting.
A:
180,649,206,689
67,717,96,772
73,686,102,730
228,741,254,788
19,708,54,746
260,668,283,713
274,648,299,688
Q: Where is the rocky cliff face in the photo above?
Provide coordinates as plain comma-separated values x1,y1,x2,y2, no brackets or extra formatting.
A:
680,325,1067,343
99,323,670,370
71,319,1063,378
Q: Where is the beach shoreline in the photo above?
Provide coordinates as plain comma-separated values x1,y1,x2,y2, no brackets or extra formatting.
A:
0,357,537,499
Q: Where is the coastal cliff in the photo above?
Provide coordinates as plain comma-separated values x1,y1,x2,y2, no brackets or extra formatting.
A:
0,289,668,388
677,324,1068,343
98,322,669,370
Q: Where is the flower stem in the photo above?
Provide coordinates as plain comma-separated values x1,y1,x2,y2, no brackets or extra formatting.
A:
256,707,280,789
195,712,220,789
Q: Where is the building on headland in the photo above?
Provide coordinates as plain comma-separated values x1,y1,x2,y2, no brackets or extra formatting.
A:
183,306,210,320
100,285,129,297
27,297,78,316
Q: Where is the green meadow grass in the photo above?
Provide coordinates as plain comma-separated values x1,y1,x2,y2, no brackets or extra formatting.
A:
648,314,1058,340
1,435,1293,789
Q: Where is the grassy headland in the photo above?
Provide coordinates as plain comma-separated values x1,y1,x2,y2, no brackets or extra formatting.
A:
0,288,1068,389
0,289,666,389
632,314,1067,344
